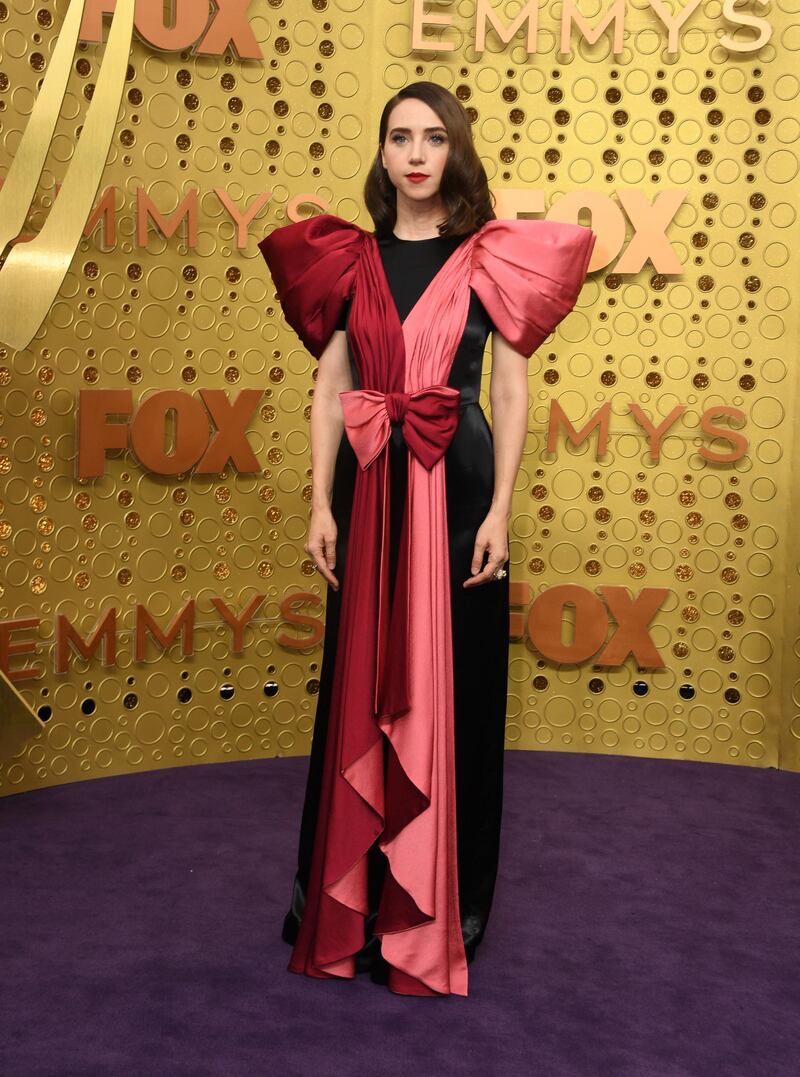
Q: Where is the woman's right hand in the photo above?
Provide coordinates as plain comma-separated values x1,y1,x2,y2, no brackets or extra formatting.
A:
305,506,339,590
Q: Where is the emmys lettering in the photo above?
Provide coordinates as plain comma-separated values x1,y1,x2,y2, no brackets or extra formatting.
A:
411,0,773,56
0,593,325,683
548,401,748,464
79,0,262,59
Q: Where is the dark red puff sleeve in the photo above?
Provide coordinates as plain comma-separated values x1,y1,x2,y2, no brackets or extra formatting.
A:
257,213,366,360
470,218,597,359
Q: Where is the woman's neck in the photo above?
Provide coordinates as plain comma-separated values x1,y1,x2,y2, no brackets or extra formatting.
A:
396,198,450,242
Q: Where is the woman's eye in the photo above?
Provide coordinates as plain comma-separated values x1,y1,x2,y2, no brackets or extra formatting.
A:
392,133,446,145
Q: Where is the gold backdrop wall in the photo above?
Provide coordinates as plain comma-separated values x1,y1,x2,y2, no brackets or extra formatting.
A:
1,0,798,798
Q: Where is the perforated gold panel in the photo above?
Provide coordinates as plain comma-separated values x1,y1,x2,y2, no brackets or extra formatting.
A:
0,1,798,797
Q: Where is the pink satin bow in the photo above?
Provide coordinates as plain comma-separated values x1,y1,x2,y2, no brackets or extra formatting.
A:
338,385,461,471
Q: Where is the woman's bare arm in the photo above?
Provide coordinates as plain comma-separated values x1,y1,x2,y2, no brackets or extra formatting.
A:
464,329,528,586
488,330,529,521
305,329,353,590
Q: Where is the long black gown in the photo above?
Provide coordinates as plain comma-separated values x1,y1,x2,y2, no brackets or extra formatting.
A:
282,231,510,983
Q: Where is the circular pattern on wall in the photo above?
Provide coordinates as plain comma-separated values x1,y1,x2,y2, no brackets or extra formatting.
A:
0,2,795,794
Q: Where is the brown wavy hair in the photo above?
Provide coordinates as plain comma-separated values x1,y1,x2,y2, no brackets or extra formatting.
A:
364,82,496,239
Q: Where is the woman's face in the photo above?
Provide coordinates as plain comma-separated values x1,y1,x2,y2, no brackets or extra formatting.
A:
380,98,450,203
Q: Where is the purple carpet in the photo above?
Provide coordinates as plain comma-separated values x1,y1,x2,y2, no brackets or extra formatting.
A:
1,750,798,1076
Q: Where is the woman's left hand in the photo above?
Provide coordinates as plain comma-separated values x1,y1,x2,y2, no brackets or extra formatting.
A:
463,509,509,588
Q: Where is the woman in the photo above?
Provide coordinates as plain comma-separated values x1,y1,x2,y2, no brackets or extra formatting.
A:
258,82,597,997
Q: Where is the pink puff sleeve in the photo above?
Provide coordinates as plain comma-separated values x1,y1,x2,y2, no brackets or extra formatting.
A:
257,213,366,360
470,218,597,358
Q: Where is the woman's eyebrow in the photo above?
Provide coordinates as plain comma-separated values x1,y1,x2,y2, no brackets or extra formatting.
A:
388,126,447,134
